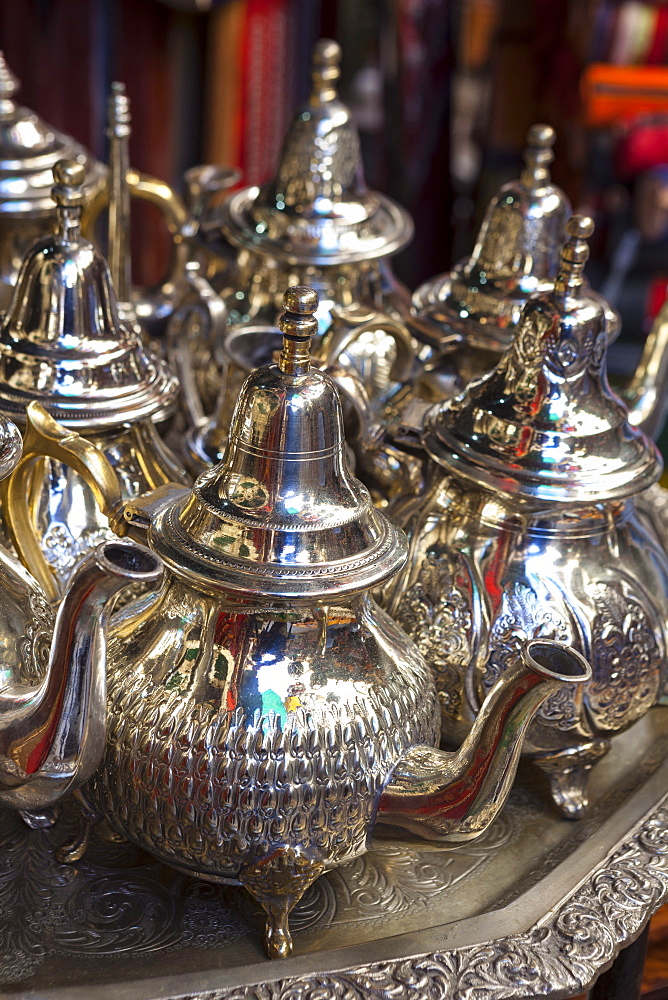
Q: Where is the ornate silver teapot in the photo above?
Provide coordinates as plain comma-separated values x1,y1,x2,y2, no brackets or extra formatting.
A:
0,158,186,600
4,287,589,959
183,38,415,419
383,216,668,820
0,406,163,822
409,124,622,401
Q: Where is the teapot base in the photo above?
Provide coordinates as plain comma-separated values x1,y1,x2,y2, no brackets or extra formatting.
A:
55,788,101,863
239,847,326,960
533,739,610,819
19,805,58,830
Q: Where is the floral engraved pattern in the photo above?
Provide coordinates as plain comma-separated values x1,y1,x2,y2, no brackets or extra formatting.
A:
177,802,668,1000
486,583,575,729
395,547,475,725
19,589,56,684
587,582,662,733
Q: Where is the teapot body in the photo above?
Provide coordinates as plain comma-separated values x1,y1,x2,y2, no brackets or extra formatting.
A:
86,575,439,879
385,476,668,815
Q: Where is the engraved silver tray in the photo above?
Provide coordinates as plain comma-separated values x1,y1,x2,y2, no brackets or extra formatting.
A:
3,708,668,1000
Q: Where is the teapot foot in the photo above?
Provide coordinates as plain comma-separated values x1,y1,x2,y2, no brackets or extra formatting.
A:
55,789,101,863
19,806,58,830
533,740,610,819
239,847,325,959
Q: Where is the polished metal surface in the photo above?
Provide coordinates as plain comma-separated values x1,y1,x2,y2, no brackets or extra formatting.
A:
0,705,667,998
383,215,668,821
184,305,419,507
409,124,620,401
183,39,414,421
0,159,185,594
221,40,413,267
0,52,106,293
8,286,588,960
411,124,571,355
0,538,162,814
0,406,165,816
107,82,132,306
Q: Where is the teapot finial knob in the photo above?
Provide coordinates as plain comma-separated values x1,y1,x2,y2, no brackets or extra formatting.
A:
52,159,86,239
556,214,594,293
521,123,556,188
0,52,19,119
311,38,341,103
107,80,131,139
278,286,319,375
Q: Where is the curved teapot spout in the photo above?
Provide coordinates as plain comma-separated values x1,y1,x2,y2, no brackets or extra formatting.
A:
377,641,591,840
623,299,668,439
0,539,162,812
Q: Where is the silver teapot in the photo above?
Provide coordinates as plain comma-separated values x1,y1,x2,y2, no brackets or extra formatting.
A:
4,287,589,959
0,406,163,823
383,216,668,820
183,38,415,420
0,158,186,600
409,124,623,400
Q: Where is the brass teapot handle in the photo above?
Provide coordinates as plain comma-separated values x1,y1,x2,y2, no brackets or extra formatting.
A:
1,404,125,602
3,406,188,604
318,306,415,385
81,167,191,239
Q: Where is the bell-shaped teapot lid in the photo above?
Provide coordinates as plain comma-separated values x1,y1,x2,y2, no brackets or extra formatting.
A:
222,40,413,265
0,159,178,427
423,216,661,505
149,286,406,601
413,124,572,353
0,53,105,215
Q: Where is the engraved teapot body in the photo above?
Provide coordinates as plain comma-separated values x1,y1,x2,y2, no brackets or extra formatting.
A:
384,218,668,819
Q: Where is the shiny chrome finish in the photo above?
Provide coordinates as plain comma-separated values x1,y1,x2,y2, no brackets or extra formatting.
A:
183,305,419,505
9,287,588,960
0,159,186,595
384,216,668,820
0,404,164,818
107,82,132,306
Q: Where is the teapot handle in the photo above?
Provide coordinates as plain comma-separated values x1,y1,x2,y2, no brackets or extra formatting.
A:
318,307,415,384
166,261,228,427
81,167,191,239
0,404,124,602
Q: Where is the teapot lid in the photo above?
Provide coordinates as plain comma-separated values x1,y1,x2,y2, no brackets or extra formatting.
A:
150,286,406,601
413,124,572,354
0,159,178,428
222,39,413,266
423,216,661,505
0,53,105,215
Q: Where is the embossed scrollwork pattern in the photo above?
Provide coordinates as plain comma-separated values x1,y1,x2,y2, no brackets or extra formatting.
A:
394,546,476,725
